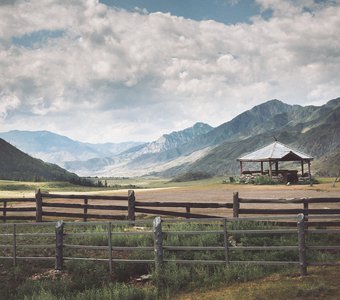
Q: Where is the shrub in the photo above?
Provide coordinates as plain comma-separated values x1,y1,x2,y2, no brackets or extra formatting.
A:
254,175,279,185
170,171,212,182
20,283,157,300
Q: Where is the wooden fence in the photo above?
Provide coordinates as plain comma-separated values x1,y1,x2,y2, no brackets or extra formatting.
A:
232,192,340,226
1,216,340,276
1,190,340,225
0,197,36,221
0,189,233,222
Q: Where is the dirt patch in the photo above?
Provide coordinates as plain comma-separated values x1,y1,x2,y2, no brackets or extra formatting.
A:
2,183,340,220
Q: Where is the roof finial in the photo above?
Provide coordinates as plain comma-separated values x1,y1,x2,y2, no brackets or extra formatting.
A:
273,136,277,141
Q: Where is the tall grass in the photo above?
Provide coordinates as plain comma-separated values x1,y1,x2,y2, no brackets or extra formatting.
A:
1,219,339,299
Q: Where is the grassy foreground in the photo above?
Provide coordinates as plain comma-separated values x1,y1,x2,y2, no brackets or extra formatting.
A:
177,266,340,300
1,218,339,300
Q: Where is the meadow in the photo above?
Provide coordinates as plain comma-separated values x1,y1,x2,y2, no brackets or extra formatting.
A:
1,217,340,300
0,176,339,299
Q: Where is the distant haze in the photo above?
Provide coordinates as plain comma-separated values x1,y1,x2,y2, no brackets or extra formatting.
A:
1,98,339,177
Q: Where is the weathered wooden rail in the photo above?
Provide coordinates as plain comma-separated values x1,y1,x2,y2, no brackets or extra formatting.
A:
0,198,36,221
1,190,340,225
1,215,339,276
232,192,340,226
38,190,133,222
0,189,233,222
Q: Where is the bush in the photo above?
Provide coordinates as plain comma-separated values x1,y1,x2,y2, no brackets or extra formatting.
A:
171,172,212,182
20,283,157,300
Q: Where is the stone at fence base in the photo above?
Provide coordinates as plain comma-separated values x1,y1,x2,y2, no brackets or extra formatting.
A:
31,269,67,281
135,274,152,282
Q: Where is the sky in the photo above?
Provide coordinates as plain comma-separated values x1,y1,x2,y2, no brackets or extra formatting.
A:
0,0,339,144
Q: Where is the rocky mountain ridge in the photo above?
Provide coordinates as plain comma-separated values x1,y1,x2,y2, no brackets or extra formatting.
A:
1,97,339,177
0,130,143,166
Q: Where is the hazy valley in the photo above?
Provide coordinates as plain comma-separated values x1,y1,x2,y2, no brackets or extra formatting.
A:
1,97,339,180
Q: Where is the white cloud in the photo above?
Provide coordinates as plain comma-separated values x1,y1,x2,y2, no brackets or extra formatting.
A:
0,0,339,142
0,90,20,118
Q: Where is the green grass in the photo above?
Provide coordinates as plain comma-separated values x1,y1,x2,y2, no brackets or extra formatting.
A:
0,180,113,193
316,177,338,184
1,219,339,299
0,176,228,195
104,176,227,189
176,266,340,300
2,260,157,300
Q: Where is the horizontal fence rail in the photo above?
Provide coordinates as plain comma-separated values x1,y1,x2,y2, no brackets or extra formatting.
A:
1,215,339,276
0,190,234,222
0,198,36,221
233,192,340,227
1,191,340,225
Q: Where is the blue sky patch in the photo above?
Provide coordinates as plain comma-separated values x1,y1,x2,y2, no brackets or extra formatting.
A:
100,0,262,24
11,29,64,48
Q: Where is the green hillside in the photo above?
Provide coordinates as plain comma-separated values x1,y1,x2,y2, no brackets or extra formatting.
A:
159,98,340,177
0,138,79,182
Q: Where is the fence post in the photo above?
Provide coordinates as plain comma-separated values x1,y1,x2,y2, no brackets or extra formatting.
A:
128,190,135,221
35,189,43,222
108,222,113,275
303,199,309,223
55,220,64,271
3,200,7,223
297,213,307,276
153,217,163,273
13,224,17,267
186,204,191,219
223,218,229,266
233,192,239,218
83,198,88,222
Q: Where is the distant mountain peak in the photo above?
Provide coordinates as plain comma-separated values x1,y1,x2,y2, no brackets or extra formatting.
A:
143,122,213,154
251,98,293,111
0,130,143,165
165,122,213,137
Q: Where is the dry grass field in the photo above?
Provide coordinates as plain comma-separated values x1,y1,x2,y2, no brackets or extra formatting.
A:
176,266,340,300
1,178,339,220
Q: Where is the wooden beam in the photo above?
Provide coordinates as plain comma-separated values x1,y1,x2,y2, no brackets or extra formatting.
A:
260,162,264,175
275,161,279,176
301,160,304,176
308,161,312,186
268,160,272,178
240,161,243,175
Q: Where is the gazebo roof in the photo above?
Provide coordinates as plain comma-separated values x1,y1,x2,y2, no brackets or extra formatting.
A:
238,141,313,162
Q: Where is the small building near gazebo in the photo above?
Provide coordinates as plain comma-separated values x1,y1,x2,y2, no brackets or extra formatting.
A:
237,141,313,183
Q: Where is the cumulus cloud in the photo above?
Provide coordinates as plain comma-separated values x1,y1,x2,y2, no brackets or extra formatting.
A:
0,0,339,142
0,91,20,118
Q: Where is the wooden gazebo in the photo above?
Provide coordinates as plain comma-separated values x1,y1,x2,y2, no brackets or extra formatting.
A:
237,141,313,183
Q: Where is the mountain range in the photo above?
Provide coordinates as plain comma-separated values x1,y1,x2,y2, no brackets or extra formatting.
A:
1,97,339,178
0,130,142,166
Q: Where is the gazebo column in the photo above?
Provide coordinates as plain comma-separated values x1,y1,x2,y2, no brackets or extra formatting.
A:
308,160,312,185
268,160,272,178
260,161,264,175
275,161,279,176
240,161,243,176
301,160,304,176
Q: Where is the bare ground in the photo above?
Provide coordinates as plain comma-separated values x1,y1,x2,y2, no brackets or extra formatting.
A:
4,182,340,220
